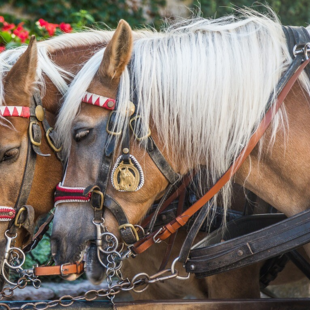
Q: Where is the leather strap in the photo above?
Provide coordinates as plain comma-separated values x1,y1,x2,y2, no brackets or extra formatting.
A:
186,210,310,277
23,212,54,253
132,54,310,255
34,262,84,276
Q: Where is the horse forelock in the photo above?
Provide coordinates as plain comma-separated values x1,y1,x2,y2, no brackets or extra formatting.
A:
56,9,310,218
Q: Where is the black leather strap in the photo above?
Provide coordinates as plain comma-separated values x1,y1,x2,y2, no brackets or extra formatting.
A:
283,26,310,79
184,211,310,277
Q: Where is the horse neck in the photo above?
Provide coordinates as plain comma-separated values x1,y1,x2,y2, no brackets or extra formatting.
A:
235,83,310,218
27,42,107,219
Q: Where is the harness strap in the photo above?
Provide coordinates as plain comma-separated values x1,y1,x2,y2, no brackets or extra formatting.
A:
186,210,310,277
34,262,84,276
32,92,64,161
131,54,310,255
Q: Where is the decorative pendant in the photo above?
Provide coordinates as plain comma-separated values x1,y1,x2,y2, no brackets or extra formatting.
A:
111,155,144,192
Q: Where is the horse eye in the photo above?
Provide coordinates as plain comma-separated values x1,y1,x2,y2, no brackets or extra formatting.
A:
2,148,19,162
74,129,90,142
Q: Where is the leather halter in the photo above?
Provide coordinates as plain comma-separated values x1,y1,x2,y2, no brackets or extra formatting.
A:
1,91,63,245
55,91,181,245
55,27,310,272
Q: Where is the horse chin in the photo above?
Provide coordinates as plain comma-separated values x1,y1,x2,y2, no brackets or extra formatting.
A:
85,243,106,285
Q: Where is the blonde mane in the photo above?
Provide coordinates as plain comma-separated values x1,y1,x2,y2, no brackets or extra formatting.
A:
56,10,310,214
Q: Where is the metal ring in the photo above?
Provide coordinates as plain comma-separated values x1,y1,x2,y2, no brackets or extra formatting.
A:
304,43,310,61
132,272,150,293
100,232,119,254
171,257,190,280
4,247,26,269
14,206,26,228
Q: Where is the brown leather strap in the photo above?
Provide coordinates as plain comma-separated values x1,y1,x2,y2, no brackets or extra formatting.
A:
132,57,310,255
141,174,192,228
158,190,186,271
34,262,84,276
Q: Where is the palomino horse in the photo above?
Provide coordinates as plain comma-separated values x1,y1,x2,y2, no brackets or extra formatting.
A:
0,29,261,300
0,29,254,299
52,10,310,299
0,31,114,288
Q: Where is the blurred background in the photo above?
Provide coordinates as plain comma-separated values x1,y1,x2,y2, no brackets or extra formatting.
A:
0,0,310,51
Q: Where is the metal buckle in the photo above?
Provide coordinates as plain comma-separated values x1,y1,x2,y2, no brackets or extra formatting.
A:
14,206,26,228
91,190,104,211
29,121,41,146
152,228,163,244
46,127,62,152
119,223,140,242
129,116,151,141
60,263,71,276
106,111,122,136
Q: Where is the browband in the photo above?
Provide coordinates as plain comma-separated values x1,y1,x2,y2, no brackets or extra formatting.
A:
82,91,116,110
0,207,16,221
0,106,30,118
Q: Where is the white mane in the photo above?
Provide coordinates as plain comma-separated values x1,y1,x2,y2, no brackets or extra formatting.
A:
0,30,114,105
56,10,310,214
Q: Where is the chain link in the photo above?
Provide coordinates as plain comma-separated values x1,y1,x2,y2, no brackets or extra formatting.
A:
0,266,182,310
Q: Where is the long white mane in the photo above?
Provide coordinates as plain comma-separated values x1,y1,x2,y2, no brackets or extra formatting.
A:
56,9,310,214
0,30,114,105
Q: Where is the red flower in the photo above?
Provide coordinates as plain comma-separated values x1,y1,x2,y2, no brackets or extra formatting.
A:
0,16,4,23
59,22,72,33
2,21,15,32
44,23,58,36
0,46,5,53
13,23,29,43
38,18,49,27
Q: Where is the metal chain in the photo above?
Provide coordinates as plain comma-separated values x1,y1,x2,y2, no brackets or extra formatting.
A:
0,277,28,302
0,267,181,310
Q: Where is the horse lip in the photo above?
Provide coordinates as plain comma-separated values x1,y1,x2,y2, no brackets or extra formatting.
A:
85,243,106,285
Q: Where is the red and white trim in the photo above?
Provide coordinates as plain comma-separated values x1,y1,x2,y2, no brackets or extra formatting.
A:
0,207,16,221
82,92,115,110
54,183,91,207
0,106,30,118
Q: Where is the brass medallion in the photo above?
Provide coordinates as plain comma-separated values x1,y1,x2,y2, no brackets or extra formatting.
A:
113,160,140,192
35,105,45,122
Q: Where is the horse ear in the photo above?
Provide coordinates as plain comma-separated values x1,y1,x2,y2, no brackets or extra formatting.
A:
98,20,133,80
4,36,38,105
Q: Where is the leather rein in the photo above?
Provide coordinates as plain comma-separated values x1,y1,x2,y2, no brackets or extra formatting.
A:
54,28,310,278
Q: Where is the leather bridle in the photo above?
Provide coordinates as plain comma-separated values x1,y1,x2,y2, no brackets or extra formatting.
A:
55,27,310,279
0,91,63,284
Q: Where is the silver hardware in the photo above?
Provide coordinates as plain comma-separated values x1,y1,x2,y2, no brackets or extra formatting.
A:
171,257,190,280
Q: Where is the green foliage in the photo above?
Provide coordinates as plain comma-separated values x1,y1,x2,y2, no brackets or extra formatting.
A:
191,0,310,26
5,0,167,29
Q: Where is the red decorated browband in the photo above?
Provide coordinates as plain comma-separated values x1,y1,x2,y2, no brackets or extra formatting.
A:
82,92,115,110
0,207,16,221
0,106,30,118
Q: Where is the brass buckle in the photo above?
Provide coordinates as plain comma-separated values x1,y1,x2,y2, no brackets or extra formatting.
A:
46,127,62,152
129,116,151,141
91,190,104,211
119,223,139,242
14,206,26,228
29,121,41,146
106,111,122,136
